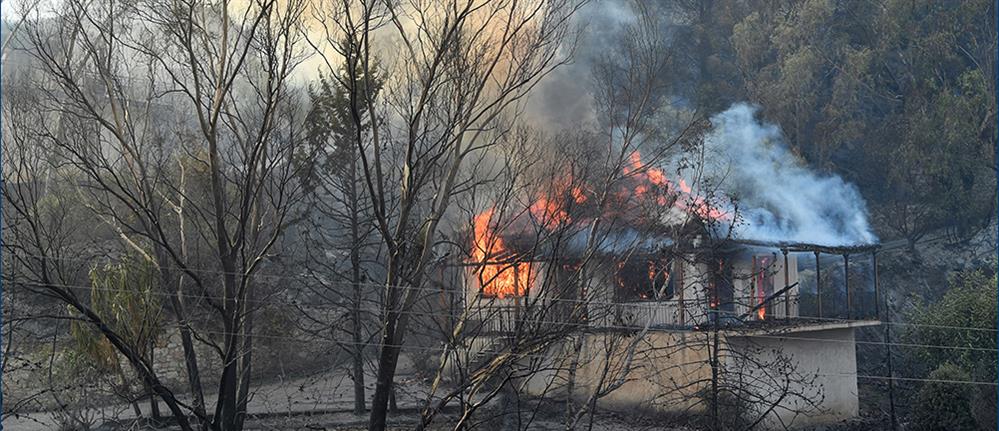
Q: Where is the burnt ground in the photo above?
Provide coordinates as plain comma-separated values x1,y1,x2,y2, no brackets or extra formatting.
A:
2,363,695,431
244,408,696,431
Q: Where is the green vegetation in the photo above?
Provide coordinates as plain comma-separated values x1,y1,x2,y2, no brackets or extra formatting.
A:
904,268,997,430
69,256,165,418
71,257,163,371
912,363,978,431
672,0,996,244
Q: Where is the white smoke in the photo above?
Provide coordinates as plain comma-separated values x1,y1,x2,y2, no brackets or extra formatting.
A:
699,103,877,246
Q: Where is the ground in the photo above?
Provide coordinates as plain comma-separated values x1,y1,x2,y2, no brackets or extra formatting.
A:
1,362,692,431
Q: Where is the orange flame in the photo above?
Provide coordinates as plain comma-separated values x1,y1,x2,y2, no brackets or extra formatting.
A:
469,151,730,300
471,209,531,298
755,256,768,320
623,150,730,221
529,176,587,226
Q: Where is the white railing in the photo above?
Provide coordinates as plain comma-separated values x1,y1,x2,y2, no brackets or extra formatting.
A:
471,305,520,334
466,294,806,335
732,294,800,321
613,301,685,327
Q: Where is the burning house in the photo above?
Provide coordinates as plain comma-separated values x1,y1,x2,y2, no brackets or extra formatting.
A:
446,107,882,428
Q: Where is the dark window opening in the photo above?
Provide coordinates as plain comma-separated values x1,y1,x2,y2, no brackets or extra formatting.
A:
752,254,779,319
712,257,734,312
615,258,675,302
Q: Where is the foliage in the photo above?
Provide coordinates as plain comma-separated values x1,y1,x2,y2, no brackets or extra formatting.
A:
904,267,997,430
904,268,997,379
301,64,385,192
912,363,978,431
70,257,163,375
676,0,997,242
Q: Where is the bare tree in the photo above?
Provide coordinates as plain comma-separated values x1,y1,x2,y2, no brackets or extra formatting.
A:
296,68,385,415
554,3,707,427
2,1,839,429
304,1,583,429
8,0,314,429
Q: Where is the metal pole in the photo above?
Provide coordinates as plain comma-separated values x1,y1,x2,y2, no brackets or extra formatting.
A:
873,251,880,320
844,254,851,320
751,255,758,320
814,251,822,318
885,302,898,431
678,260,685,326
783,249,790,321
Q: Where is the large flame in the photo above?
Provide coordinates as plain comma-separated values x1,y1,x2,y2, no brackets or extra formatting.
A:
623,151,730,221
529,176,587,226
471,209,532,298
468,150,728,299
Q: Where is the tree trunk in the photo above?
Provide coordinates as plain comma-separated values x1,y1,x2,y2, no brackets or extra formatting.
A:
234,295,254,431
368,312,402,431
172,161,210,430
158,242,209,430
124,366,143,419
178,320,208,430
351,309,366,415
369,246,421,431
349,153,367,415
500,374,519,431
710,330,720,431
147,342,162,420
390,387,398,413
215,269,242,431
563,336,583,429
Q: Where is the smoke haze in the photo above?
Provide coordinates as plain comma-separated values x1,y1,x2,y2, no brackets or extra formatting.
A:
701,104,877,246
521,1,878,247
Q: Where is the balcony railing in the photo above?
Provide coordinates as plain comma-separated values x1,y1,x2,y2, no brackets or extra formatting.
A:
613,301,685,328
467,289,880,335
466,302,586,335
465,249,881,334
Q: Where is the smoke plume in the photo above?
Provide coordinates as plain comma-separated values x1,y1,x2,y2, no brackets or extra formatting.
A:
700,104,877,246
521,2,877,247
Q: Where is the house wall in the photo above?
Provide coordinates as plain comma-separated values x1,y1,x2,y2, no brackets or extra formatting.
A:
518,327,860,429
725,327,860,429
589,258,717,328
465,247,807,331
464,249,859,428
595,252,804,328
519,331,716,413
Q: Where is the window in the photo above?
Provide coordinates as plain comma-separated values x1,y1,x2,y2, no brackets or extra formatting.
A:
711,257,734,312
477,262,532,299
752,254,778,319
615,258,675,302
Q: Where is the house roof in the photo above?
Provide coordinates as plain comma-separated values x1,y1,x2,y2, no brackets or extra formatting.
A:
725,238,881,255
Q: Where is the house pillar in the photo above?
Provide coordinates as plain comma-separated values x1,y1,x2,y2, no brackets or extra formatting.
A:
873,251,880,319
677,260,685,326
783,249,790,321
844,254,851,320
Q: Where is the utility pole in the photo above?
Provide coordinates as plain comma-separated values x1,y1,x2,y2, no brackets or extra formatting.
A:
884,300,898,431
710,268,720,431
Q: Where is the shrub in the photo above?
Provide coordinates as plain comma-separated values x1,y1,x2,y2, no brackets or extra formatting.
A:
912,363,977,431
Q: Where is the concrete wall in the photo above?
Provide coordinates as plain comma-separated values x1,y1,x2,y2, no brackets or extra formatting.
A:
520,331,715,413
726,327,859,429
518,326,860,429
